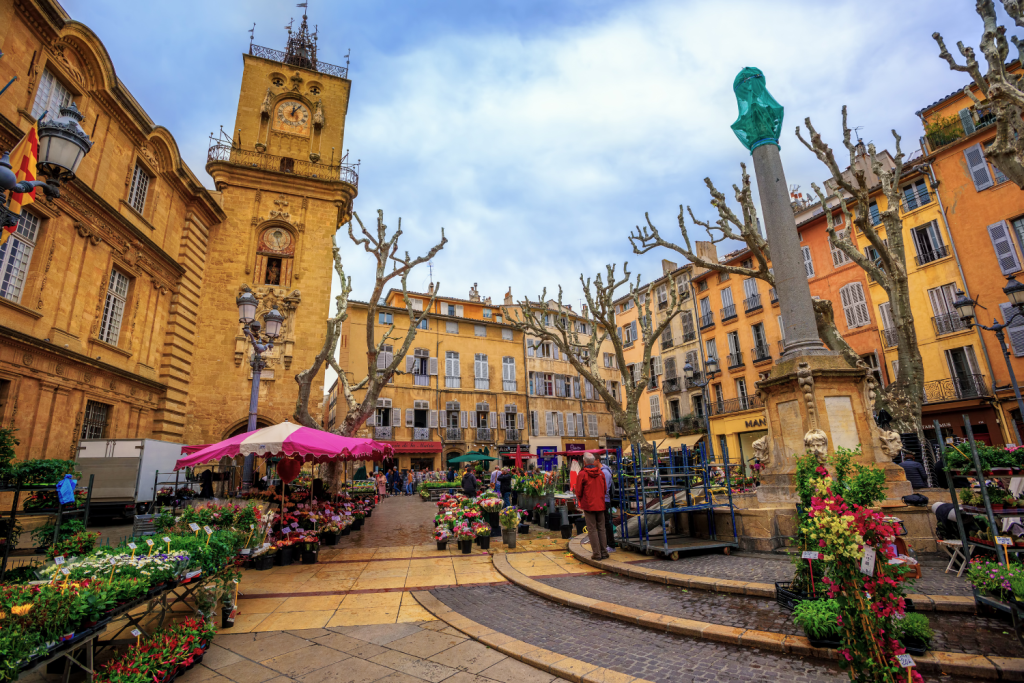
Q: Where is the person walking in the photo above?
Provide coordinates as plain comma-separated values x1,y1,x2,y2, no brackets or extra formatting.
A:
393,468,405,496
405,470,415,496
462,466,478,497
490,466,500,493
375,471,387,499
573,453,609,561
899,454,929,490
498,467,513,508
446,466,456,483
600,458,616,554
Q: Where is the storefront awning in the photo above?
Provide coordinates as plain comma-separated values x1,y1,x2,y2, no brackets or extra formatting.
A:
386,441,443,453
657,433,705,451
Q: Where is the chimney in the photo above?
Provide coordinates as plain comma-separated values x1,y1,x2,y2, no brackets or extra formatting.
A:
582,304,588,316
483,296,492,305
468,282,480,302
504,287,513,306
661,259,678,276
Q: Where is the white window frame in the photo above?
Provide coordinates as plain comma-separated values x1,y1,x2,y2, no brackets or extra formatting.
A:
98,269,130,345
501,328,513,341
474,324,486,337
128,163,150,214
31,68,73,120
445,321,459,334
0,212,40,304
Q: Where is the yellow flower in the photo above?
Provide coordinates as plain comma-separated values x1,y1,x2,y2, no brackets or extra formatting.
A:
11,604,32,616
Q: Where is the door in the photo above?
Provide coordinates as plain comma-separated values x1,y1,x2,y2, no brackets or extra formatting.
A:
928,284,961,335
752,322,767,356
736,378,748,410
945,346,981,397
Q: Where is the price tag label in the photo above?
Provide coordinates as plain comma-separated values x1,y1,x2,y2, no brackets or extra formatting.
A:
162,536,172,544
184,570,202,581
997,536,1014,546
61,567,70,576
250,524,255,530
145,539,154,547
859,547,876,576
801,551,820,560
110,557,118,565
130,629,141,638
203,525,213,535
127,542,137,550
262,542,270,550
189,523,200,532
53,555,65,565
896,654,915,668
240,548,251,556
332,516,340,522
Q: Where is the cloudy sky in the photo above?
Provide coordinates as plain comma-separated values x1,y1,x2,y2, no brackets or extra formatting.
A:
65,0,1002,309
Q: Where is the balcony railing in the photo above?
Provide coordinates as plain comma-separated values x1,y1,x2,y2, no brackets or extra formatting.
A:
914,244,950,266
475,378,489,390
743,294,762,312
650,414,663,430
249,42,349,78
374,426,393,440
882,328,899,348
685,372,704,389
624,338,635,349
445,376,461,389
503,380,517,391
207,144,359,187
708,395,764,416
661,337,675,351
663,377,682,394
476,428,493,442
445,427,463,441
727,352,744,368
924,109,995,151
751,345,772,363
665,415,704,435
900,192,932,214
683,330,697,342
769,288,778,304
413,427,431,441
923,374,990,403
699,312,715,329
505,428,520,442
414,374,430,386
933,312,969,336
721,304,737,321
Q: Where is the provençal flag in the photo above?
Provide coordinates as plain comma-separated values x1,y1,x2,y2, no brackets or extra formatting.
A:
2,122,40,247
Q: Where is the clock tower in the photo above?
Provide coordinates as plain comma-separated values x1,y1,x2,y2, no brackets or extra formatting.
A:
187,13,358,444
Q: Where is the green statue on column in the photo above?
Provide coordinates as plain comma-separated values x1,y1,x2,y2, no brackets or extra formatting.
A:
730,67,785,153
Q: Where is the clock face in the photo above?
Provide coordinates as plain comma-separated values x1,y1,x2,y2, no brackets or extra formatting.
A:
263,228,293,253
273,100,311,136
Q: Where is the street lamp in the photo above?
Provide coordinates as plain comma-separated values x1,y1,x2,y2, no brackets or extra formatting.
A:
236,285,285,482
953,278,1024,445
0,103,93,227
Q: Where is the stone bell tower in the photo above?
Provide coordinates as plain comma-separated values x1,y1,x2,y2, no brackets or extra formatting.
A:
186,12,359,444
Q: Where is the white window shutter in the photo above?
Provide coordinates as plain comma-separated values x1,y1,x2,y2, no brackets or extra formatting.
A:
802,246,814,278
552,345,559,360
391,408,400,426
576,414,584,436
405,409,413,427
483,359,489,379
454,355,461,376
988,221,1022,275
653,356,662,375
545,412,554,435
517,412,525,429
428,357,438,375
527,340,535,357
469,412,477,428
406,356,414,373
377,350,387,370
958,108,977,135
1001,303,1024,357
429,410,438,428
566,413,576,436
558,412,566,436
489,411,497,428
965,143,994,191
460,411,468,428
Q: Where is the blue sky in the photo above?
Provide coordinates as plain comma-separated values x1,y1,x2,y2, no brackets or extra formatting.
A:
63,0,1003,310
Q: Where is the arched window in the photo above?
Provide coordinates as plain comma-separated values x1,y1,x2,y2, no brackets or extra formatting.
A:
839,282,871,329
254,226,295,287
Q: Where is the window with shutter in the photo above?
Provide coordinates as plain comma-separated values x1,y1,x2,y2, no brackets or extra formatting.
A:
576,414,584,436
958,108,977,135
530,410,538,436
517,412,525,429
558,412,566,436
474,325,486,337
721,287,734,308
406,409,414,427
455,304,464,317
988,221,1022,274
392,408,401,426
965,143,995,191
878,302,895,330
838,283,871,329
429,410,438,428
490,412,497,428
587,414,598,437
428,357,439,375
566,413,576,436
649,395,661,416
802,246,815,278
1000,303,1024,357
545,412,554,435
460,411,468,428
0,212,40,304
502,328,513,341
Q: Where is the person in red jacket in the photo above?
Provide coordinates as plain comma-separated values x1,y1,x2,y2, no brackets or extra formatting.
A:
573,453,608,560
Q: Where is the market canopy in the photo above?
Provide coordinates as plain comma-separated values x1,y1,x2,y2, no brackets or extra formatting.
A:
174,420,393,470
447,451,496,463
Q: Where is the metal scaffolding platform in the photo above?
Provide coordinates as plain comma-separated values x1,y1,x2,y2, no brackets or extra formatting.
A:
614,441,739,560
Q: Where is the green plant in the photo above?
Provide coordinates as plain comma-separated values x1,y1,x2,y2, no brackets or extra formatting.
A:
499,506,520,529
896,613,933,646
13,458,78,484
32,518,85,549
792,598,841,640
0,427,18,482
986,486,1008,504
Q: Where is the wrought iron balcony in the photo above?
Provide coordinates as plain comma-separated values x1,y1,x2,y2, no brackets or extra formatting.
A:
374,426,393,440
476,428,493,442
503,380,517,391
445,376,461,388
708,395,763,416
475,378,490,390
721,304,737,321
882,328,899,348
623,338,635,349
914,244,950,266
413,427,431,441
663,377,682,394
683,331,697,342
649,414,663,430
923,374,990,403
751,345,772,363
743,294,762,312
934,312,969,336
414,374,430,386
445,427,463,441
699,312,715,329
727,352,744,368
665,415,703,435
923,108,995,151
207,144,359,187
504,428,520,442
248,42,349,78
769,288,778,304
899,188,933,213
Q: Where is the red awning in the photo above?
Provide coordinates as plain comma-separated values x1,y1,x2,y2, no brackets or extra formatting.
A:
181,444,209,455
386,441,443,453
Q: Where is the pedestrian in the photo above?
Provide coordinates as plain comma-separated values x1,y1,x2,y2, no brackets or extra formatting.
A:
405,470,415,496
490,466,500,493
574,454,608,561
446,466,456,483
498,467,513,508
393,468,405,496
899,454,929,489
462,466,478,497
376,471,387,498
600,458,616,554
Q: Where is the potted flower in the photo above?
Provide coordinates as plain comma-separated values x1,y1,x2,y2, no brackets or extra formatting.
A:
517,508,531,535
896,612,933,656
988,486,1007,511
274,540,295,566
252,545,276,570
792,598,841,649
499,507,519,548
300,535,320,564
473,522,491,550
454,523,475,554
319,521,340,546
434,527,449,551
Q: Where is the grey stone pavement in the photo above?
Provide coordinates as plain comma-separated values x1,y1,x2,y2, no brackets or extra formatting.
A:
539,572,1019,658
640,551,974,596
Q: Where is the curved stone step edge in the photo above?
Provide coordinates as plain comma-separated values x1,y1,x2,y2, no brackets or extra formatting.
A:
412,589,652,683
494,551,1023,682
567,536,974,614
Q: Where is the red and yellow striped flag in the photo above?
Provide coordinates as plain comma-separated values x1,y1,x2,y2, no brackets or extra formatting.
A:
1,122,39,248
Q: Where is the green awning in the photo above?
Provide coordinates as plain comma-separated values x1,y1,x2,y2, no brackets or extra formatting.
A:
447,451,496,463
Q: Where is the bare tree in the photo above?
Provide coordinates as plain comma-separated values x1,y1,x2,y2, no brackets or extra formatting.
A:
503,264,686,458
630,110,924,433
933,0,1024,187
293,210,447,446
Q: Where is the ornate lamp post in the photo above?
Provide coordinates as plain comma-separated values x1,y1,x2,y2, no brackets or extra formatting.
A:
953,277,1024,445
683,356,720,454
236,285,285,482
0,103,93,227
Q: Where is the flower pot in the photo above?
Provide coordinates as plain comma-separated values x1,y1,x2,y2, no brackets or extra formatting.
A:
222,606,236,629
254,554,275,570
341,526,352,536
436,540,447,551
487,511,500,530
460,539,473,554
478,535,491,550
501,528,517,548
518,523,530,535
573,518,585,534
320,531,338,546
807,635,842,649
276,546,294,566
302,547,319,564
899,636,928,656
560,524,572,539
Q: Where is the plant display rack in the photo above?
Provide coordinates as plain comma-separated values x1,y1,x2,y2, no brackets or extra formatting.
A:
0,474,95,581
614,441,738,560
150,469,199,515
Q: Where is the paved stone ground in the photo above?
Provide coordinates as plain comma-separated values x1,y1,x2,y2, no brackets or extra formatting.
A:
431,583,849,683
641,551,974,596
538,572,1020,657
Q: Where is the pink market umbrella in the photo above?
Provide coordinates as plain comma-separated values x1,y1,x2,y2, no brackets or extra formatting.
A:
174,420,393,470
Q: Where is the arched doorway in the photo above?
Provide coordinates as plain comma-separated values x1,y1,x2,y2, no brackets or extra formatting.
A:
222,417,274,440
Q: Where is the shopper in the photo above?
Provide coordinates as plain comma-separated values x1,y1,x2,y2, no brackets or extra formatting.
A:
376,471,387,498
498,467,513,507
462,466,478,497
446,466,456,483
573,453,609,561
392,468,404,496
405,470,415,496
490,466,501,493
899,454,929,489
600,458,616,554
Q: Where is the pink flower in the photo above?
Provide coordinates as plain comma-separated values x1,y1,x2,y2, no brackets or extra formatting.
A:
818,539,826,547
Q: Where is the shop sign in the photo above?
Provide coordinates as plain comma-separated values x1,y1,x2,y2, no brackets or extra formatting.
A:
565,443,585,451
497,445,528,454
745,418,766,428
536,446,557,472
